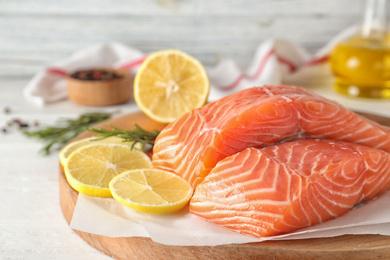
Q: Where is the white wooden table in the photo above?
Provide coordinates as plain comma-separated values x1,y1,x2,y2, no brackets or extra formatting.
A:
2,0,390,259
1,78,390,260
0,0,363,77
0,79,130,260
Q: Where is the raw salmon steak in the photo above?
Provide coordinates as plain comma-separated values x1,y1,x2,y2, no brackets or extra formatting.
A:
152,85,390,188
190,139,390,237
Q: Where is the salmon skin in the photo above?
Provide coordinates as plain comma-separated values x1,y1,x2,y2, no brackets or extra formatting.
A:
152,85,390,188
190,139,390,237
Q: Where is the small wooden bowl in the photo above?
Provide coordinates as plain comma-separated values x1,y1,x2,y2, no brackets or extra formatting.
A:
67,68,132,106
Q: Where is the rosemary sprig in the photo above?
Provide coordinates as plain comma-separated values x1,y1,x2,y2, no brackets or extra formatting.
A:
88,124,160,152
22,112,112,155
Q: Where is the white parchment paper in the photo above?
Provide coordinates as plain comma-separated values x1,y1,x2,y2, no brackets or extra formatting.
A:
70,189,390,246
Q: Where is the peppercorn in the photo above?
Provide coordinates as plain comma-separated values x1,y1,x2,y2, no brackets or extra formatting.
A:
70,69,122,81
3,106,11,114
13,118,22,125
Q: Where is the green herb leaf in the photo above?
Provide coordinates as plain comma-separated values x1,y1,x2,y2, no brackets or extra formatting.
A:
88,124,160,152
22,112,112,155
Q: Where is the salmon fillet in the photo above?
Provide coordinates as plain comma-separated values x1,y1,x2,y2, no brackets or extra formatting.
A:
190,139,390,237
152,85,390,188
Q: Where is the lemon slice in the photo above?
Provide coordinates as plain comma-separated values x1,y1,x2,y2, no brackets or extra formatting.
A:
134,49,210,123
64,143,152,197
59,136,141,167
110,169,193,214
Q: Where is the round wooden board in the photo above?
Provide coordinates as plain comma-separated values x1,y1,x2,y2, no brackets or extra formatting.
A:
59,111,390,260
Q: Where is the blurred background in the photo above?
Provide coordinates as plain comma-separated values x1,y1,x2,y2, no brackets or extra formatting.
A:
0,0,363,79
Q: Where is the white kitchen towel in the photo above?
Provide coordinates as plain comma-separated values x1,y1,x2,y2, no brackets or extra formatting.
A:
22,26,359,106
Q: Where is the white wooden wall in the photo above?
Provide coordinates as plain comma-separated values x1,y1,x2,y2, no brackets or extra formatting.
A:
0,0,364,78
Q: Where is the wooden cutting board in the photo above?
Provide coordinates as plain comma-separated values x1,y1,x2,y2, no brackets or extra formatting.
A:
59,110,390,260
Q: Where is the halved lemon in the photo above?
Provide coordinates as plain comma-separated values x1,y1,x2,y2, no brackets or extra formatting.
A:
110,168,193,214
134,49,210,123
59,136,141,167
64,143,152,197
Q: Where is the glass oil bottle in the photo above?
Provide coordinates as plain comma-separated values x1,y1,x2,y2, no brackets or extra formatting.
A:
330,0,390,98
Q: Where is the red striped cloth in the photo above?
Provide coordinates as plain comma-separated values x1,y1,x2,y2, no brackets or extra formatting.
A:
24,27,357,106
